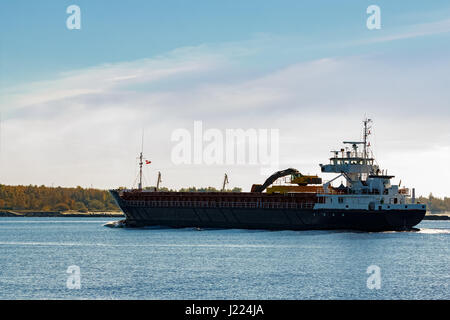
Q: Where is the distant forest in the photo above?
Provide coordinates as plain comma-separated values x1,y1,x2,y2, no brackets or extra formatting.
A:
0,185,242,212
0,185,447,213
155,186,242,193
0,185,118,212
418,194,450,213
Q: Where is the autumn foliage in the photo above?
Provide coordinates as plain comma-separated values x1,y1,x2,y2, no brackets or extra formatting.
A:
0,185,118,212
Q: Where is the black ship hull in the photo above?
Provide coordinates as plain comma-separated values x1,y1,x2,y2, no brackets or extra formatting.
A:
110,191,425,232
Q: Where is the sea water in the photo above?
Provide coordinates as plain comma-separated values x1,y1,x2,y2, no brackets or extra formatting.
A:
0,218,448,299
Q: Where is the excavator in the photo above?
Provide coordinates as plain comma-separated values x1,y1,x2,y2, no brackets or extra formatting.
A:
251,168,324,194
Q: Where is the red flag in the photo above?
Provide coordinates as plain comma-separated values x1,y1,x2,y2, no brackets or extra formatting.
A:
145,160,151,164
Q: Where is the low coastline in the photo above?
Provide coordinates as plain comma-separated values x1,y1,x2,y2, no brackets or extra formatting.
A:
0,210,448,220
423,214,450,220
0,210,124,218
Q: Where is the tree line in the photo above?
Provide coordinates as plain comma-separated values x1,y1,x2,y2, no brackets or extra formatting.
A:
0,184,118,212
155,186,242,193
417,194,450,213
0,184,242,212
0,184,447,213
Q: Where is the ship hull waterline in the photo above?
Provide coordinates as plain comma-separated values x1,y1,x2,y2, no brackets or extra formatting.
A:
110,191,425,232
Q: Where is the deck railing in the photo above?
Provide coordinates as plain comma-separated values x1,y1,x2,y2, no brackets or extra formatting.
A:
125,200,315,209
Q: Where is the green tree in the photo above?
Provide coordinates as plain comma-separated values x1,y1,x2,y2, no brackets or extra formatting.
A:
73,201,88,212
54,203,70,211
88,199,104,211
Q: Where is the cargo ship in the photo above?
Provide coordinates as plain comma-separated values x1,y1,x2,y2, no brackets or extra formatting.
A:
110,119,426,231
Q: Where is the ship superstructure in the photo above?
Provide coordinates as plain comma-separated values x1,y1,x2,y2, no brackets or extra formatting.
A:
316,119,422,214
110,119,426,231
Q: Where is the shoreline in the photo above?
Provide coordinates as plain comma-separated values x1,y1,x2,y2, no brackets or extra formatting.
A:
0,210,448,220
423,215,450,220
0,210,124,218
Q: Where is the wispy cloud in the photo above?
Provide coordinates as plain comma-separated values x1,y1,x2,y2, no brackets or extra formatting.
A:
2,52,226,114
364,18,450,43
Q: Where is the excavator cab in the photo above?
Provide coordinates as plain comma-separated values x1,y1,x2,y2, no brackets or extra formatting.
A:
290,172,322,186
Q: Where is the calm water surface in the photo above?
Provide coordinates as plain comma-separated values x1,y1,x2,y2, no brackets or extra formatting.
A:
0,218,448,299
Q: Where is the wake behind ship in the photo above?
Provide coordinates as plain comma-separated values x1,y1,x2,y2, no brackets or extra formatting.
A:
110,119,426,231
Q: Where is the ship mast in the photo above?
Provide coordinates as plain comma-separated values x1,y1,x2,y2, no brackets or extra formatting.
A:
138,152,143,190
156,171,161,191
138,130,144,191
222,173,229,192
363,118,372,164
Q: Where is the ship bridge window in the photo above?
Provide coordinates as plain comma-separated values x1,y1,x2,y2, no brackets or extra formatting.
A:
338,197,344,204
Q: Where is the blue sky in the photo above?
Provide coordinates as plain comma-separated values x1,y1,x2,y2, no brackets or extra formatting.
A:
1,1,450,197
2,0,450,86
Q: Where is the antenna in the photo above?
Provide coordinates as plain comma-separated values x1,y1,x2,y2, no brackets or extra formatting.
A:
141,129,144,155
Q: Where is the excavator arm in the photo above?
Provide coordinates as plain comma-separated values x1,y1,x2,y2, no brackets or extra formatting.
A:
251,168,300,193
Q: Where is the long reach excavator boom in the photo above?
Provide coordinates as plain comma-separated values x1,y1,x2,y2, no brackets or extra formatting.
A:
251,168,299,193
251,168,322,193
